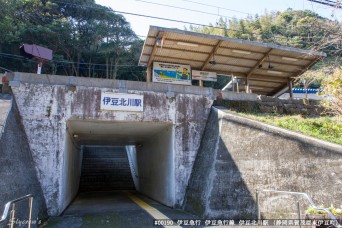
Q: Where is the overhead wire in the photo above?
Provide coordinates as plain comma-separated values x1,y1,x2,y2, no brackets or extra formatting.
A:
0,66,13,72
1,0,339,72
4,0,254,37
307,0,342,8
178,0,250,15
0,52,143,67
49,0,339,43
50,0,256,34
10,0,333,42
134,0,242,20
0,54,146,74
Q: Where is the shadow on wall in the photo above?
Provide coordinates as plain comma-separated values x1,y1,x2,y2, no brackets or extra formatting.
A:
0,96,47,227
219,114,342,219
184,108,257,219
212,137,257,218
185,106,342,220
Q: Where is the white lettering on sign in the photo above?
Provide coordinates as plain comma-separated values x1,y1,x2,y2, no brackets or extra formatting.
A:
192,70,217,81
101,93,144,112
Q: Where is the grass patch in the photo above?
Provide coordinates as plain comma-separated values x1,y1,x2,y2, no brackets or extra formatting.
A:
306,205,342,216
234,112,342,145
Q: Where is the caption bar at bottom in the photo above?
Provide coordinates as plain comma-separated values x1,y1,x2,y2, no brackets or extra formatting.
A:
153,219,339,226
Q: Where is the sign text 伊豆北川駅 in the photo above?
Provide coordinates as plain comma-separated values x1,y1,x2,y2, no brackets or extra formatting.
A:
101,93,144,112
192,70,217,82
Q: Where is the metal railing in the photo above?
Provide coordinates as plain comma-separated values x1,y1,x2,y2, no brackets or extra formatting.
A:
256,189,341,227
0,194,33,228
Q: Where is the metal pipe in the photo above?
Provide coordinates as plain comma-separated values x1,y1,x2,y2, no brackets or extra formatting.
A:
28,197,33,228
256,189,341,228
0,194,33,225
256,191,260,222
297,201,301,228
10,203,15,228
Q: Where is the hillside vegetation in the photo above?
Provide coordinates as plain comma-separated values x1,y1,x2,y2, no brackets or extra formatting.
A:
188,9,341,64
236,112,342,145
0,0,144,80
1,1,341,142
0,1,341,80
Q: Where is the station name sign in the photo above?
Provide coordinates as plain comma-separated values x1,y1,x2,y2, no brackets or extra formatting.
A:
192,70,217,82
101,92,144,112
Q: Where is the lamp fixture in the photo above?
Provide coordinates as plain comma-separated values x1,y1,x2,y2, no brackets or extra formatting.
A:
156,38,162,46
177,41,199,47
268,55,274,69
267,70,283,75
209,54,216,65
282,57,298,62
232,50,251,55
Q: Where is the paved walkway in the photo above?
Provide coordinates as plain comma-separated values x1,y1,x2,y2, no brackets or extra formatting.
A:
41,191,200,228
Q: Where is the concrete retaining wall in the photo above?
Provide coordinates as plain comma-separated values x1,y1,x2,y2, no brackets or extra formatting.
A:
8,72,213,215
218,91,323,115
0,95,47,227
185,107,342,219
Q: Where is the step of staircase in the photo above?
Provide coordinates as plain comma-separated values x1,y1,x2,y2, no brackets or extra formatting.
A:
79,146,135,191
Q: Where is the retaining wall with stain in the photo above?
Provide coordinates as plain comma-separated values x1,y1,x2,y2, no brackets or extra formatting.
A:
185,107,342,219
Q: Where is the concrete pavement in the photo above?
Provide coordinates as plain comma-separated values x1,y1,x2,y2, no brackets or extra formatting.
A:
41,191,200,228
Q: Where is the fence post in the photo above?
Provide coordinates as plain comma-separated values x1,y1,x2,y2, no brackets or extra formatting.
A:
256,191,260,223
28,197,33,228
297,201,301,228
9,203,15,228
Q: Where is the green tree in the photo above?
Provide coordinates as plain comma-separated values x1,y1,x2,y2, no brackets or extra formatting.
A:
320,69,342,120
0,0,144,81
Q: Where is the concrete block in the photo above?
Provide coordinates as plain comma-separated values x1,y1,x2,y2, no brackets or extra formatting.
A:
258,95,277,102
222,91,258,101
259,106,273,113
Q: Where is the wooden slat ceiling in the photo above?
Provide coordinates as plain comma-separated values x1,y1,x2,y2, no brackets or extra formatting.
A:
139,26,326,96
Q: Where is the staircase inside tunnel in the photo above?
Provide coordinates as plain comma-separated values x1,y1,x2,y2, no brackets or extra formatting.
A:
79,146,135,192
60,119,175,214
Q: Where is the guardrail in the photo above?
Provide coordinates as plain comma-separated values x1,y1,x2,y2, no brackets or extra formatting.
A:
256,189,341,228
0,194,33,228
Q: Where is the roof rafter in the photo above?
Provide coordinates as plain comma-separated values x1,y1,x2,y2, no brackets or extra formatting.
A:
246,49,273,78
146,32,163,69
201,40,223,71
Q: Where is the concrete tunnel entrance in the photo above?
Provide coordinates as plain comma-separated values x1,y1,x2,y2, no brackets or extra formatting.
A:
61,119,175,213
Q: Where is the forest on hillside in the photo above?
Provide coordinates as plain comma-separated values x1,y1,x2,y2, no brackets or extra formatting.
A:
0,0,145,80
0,0,341,83
187,9,341,65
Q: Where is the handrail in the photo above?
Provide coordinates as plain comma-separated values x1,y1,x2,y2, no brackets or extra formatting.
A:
256,189,341,227
0,194,33,228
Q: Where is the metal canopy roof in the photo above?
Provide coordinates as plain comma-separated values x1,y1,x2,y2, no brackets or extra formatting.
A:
139,26,326,96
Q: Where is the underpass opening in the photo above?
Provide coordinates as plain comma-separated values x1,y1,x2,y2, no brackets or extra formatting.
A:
79,145,135,192
60,120,175,214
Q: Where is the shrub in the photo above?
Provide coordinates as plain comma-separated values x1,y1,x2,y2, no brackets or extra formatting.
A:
320,68,342,121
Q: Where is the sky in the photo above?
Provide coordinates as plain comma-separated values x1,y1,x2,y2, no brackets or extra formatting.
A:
95,0,342,37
